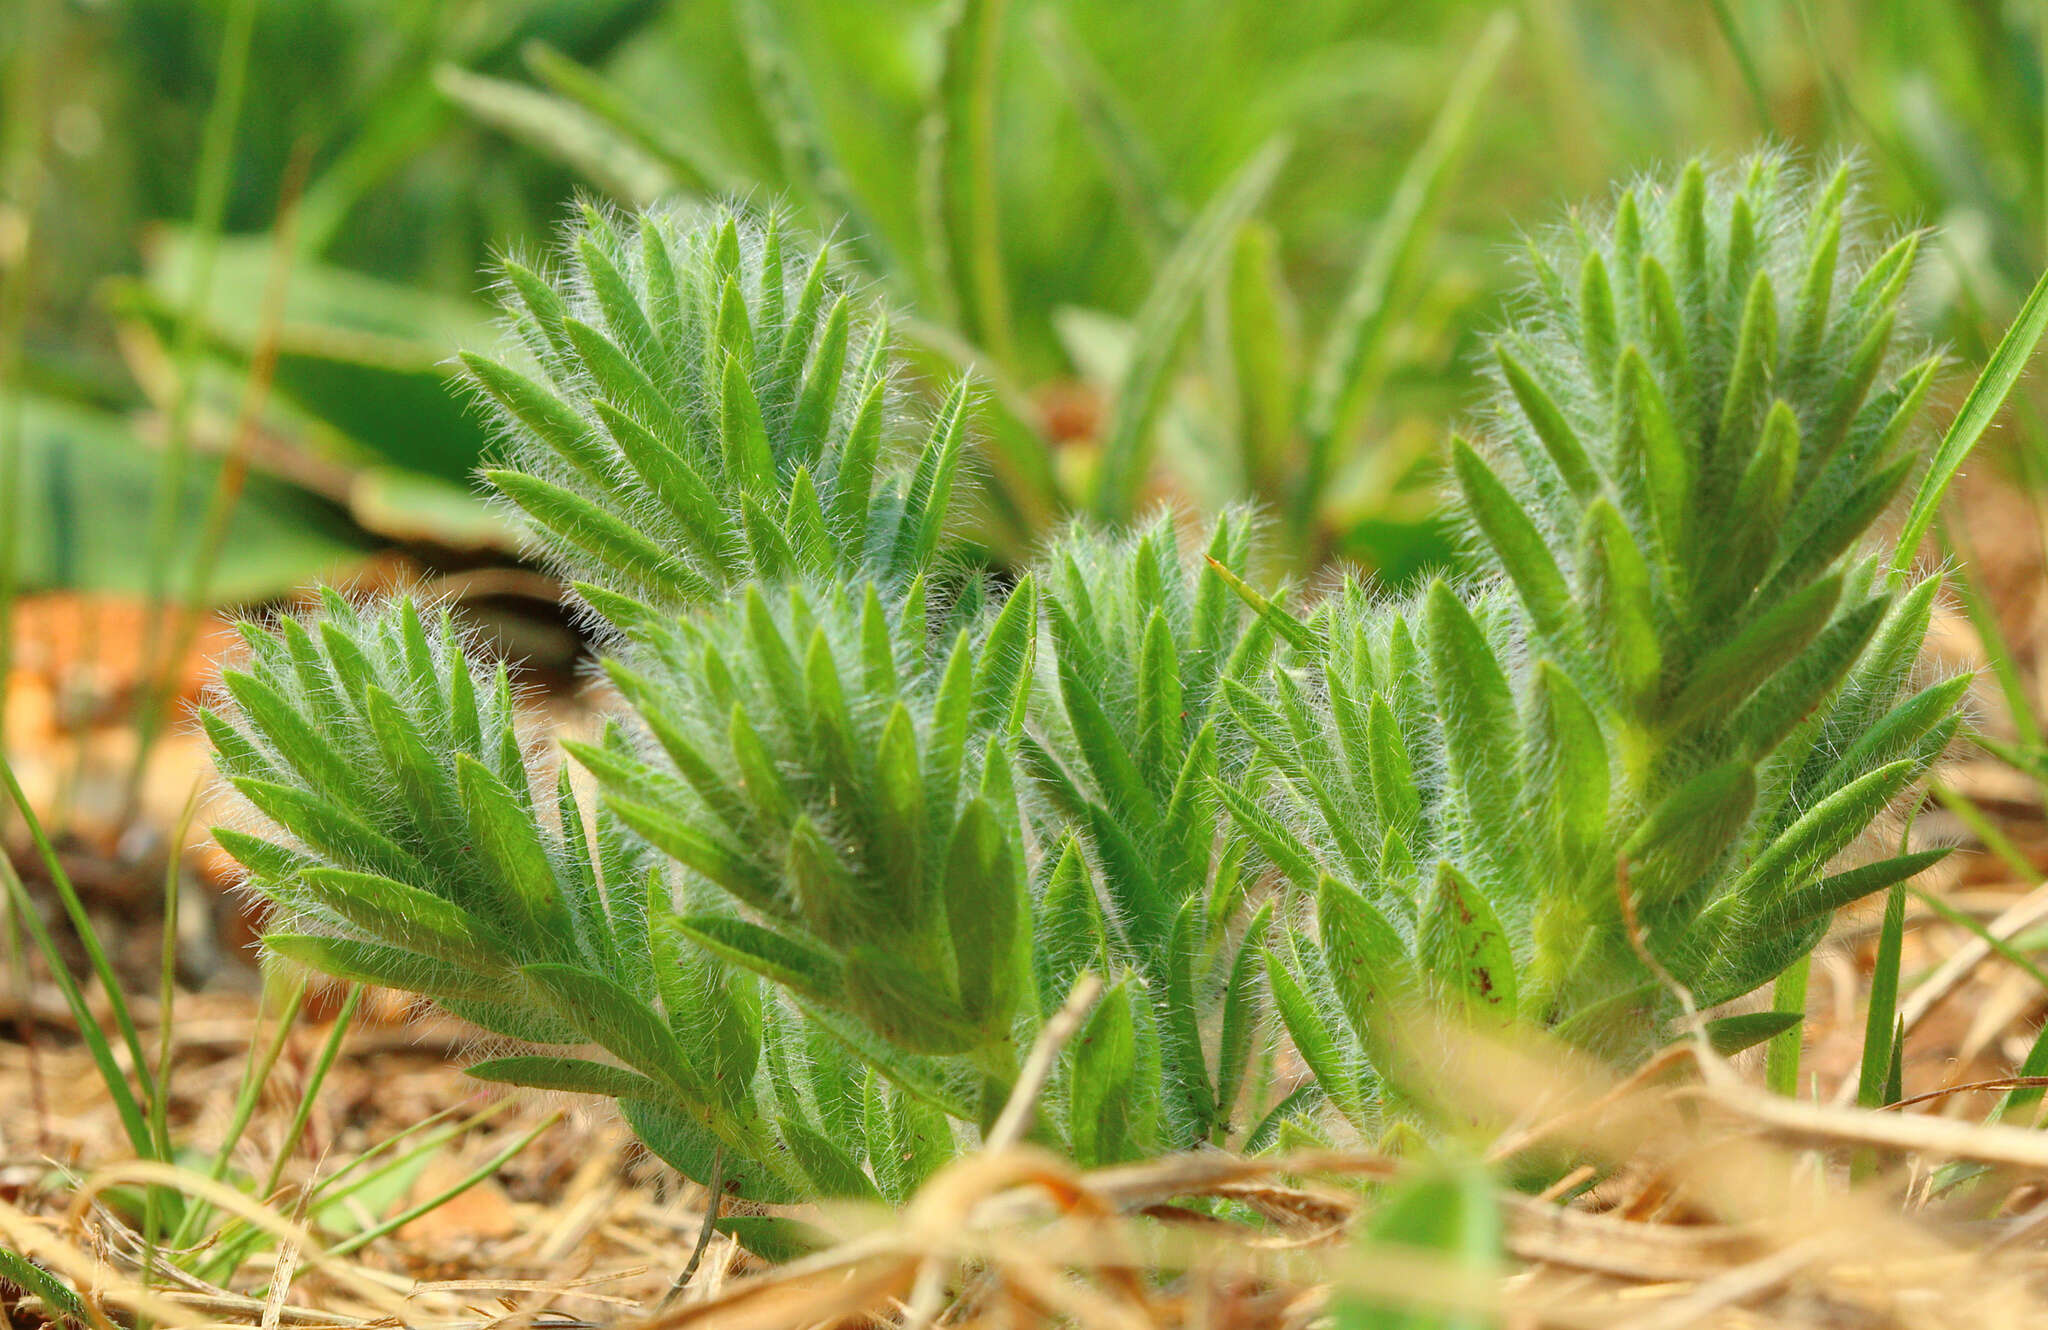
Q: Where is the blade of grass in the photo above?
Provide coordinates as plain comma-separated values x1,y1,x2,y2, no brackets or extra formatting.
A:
326,1110,562,1257
1851,883,1907,1180
132,141,310,774
1296,10,1515,540
922,0,1013,364
192,984,362,1287
521,40,727,195
1892,258,2048,582
261,986,361,1200
0,756,156,1110
1998,1019,2048,1125
0,0,51,777
1911,883,2048,994
733,0,900,286
143,786,203,1290
435,64,673,205
1031,8,1182,256
1941,518,2044,748
309,1103,507,1215
1091,136,1290,521
1706,0,1776,133
1929,777,2038,883
137,0,258,771
203,1101,506,1270
0,840,155,1159
168,974,309,1250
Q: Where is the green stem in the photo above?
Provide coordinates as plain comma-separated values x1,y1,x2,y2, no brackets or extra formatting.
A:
1764,955,1809,1098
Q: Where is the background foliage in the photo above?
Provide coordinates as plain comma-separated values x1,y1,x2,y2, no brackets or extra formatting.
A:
15,0,2048,610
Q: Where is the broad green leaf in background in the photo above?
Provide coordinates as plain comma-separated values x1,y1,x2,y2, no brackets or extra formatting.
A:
11,395,366,600
120,228,499,487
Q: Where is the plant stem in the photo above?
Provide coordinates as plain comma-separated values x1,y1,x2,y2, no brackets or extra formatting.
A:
1765,955,1809,1098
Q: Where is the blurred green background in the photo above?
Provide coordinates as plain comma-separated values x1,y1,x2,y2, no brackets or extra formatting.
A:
4,0,2044,620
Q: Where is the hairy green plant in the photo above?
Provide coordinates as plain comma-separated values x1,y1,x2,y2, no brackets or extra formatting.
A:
1232,153,1964,1090
203,154,1987,1251
202,588,963,1235
466,202,967,618
1023,513,1280,1150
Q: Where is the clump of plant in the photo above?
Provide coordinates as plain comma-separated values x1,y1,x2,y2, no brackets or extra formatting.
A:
1231,154,1963,1098
204,158,1972,1246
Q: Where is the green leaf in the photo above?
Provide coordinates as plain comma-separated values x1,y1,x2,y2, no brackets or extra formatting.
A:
1227,221,1299,492
1496,342,1598,501
455,755,570,945
1302,9,1513,467
0,1248,86,1324
1318,876,1416,1065
212,825,319,884
1056,636,1154,820
266,934,506,1002
941,799,1027,1030
843,945,986,1056
1068,979,1147,1165
1203,555,1317,654
232,777,429,891
1210,779,1317,890
922,0,1012,358
1137,608,1185,782
442,996,585,1046
1035,837,1107,1015
1424,582,1517,850
1704,1010,1803,1056
715,1215,833,1263
971,575,1038,731
466,1055,668,1101
438,64,673,204
462,354,610,482
1214,902,1272,1134
1450,437,1573,640
1772,849,1951,927
1528,662,1608,871
486,469,708,602
297,868,507,970
1421,864,1518,1023
1666,573,1844,732
1365,694,1422,835
1264,945,1365,1124
893,378,971,577
778,1115,883,1202
1855,884,1907,1111
621,1098,803,1205
1894,260,2048,576
1732,760,1922,903
1729,595,1886,757
521,962,703,1100
1578,500,1661,709
871,702,929,907
1616,346,1691,569
677,915,846,1007
604,795,780,912
1622,759,1756,908
733,0,897,278
1714,269,1778,459
222,670,358,804
718,351,776,493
